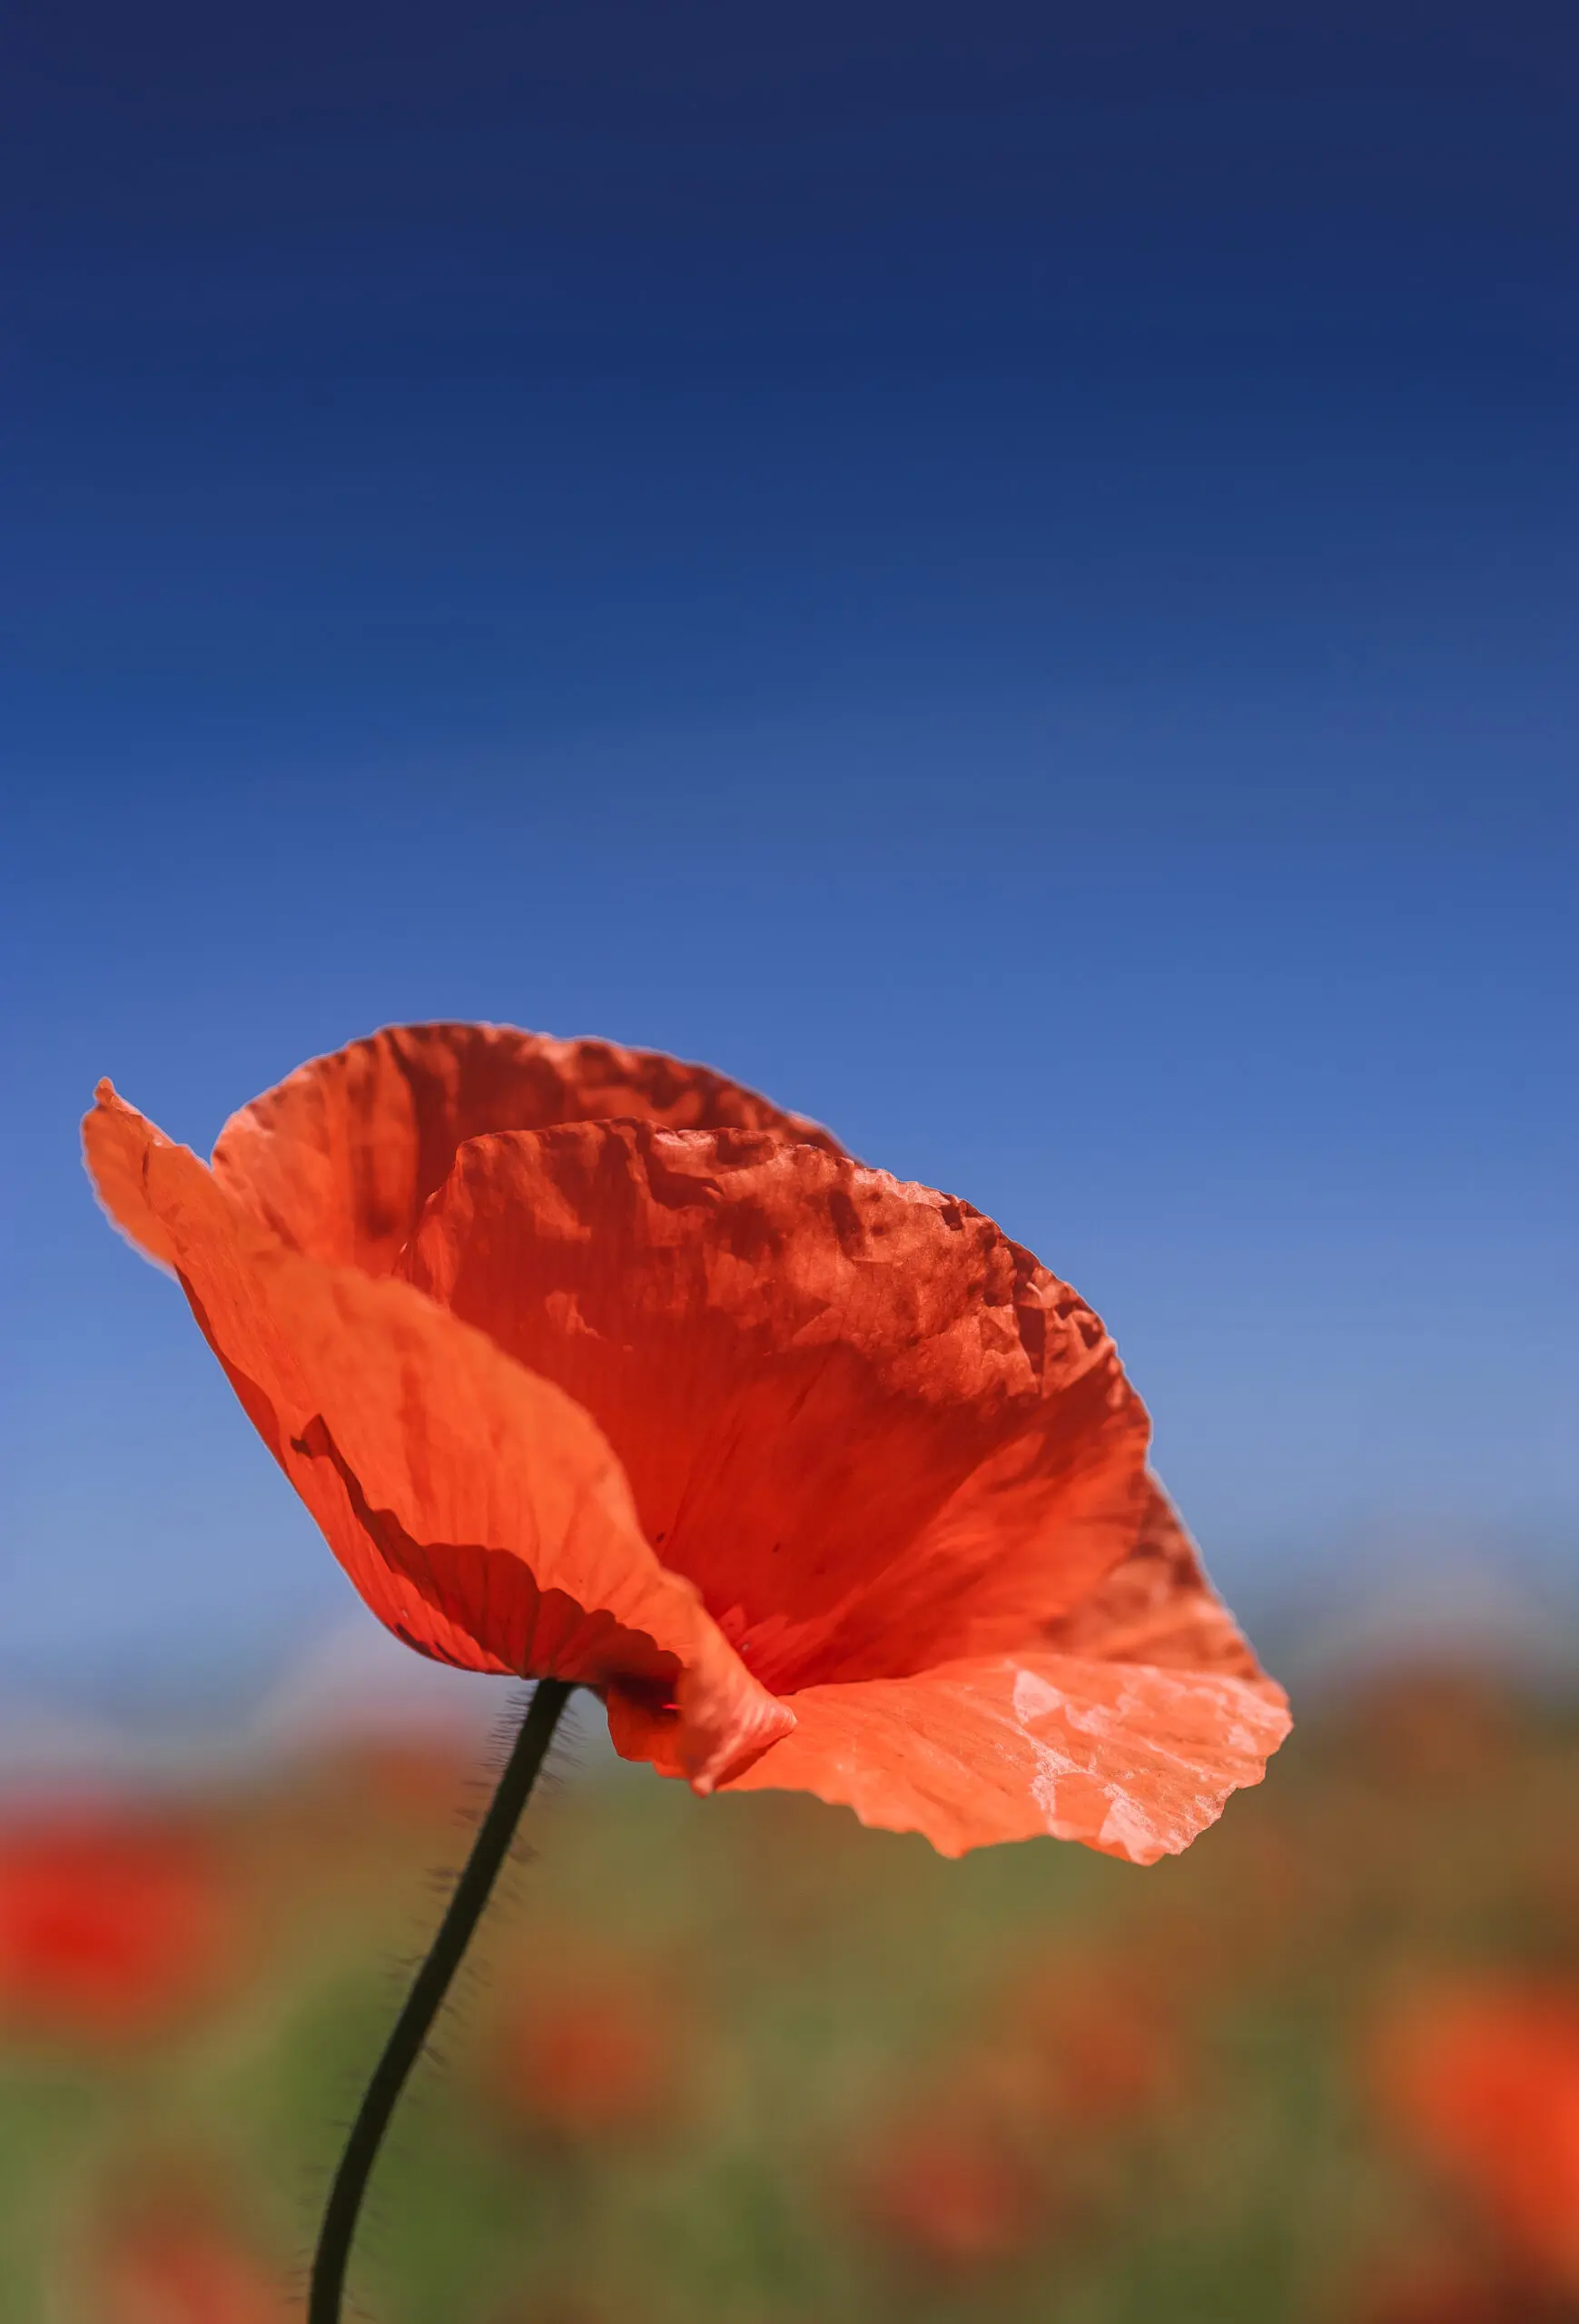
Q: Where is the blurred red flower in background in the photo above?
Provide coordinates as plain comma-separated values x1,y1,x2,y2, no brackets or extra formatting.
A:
492,1965,683,2141
84,1022,1288,1862
999,1955,1185,2127
1373,1978,1579,2296
852,1941,1188,2277
93,2198,282,2324
857,2116,1042,2271
1355,2259,1536,2324
0,1808,233,2046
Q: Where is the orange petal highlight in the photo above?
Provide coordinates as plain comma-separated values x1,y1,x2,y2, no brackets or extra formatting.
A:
212,1020,840,1275
83,1082,791,1787
400,1120,1154,1693
716,1650,1291,1861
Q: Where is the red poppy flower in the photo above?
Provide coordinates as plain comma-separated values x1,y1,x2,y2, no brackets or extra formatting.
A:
84,1022,1288,1860
1373,1979,1579,2293
0,1808,233,2045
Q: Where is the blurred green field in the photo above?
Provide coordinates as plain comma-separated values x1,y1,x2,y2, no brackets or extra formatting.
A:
3,1675,1576,2323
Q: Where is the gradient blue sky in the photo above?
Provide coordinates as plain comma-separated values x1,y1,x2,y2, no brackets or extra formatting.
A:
3,2,1574,1717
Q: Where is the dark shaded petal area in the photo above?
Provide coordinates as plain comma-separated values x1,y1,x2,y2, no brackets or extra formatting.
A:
400,1119,1155,1693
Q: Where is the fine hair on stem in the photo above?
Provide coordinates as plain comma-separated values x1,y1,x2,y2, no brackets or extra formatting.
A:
308,1676,575,2324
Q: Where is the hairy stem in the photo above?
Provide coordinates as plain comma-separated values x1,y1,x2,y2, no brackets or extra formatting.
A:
308,1676,575,2324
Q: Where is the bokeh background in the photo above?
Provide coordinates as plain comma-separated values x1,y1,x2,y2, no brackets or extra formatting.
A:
2,5,1574,2319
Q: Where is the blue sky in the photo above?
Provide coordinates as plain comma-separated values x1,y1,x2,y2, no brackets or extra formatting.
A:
3,2,1574,1716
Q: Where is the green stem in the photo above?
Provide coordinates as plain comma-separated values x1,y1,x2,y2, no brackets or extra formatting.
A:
308,1677,575,2324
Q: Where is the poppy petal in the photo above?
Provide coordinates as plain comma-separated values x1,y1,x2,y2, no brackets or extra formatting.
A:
400,1119,1154,1693
715,1650,1291,1861
1041,1478,1269,1679
83,1083,793,1787
212,1021,840,1275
